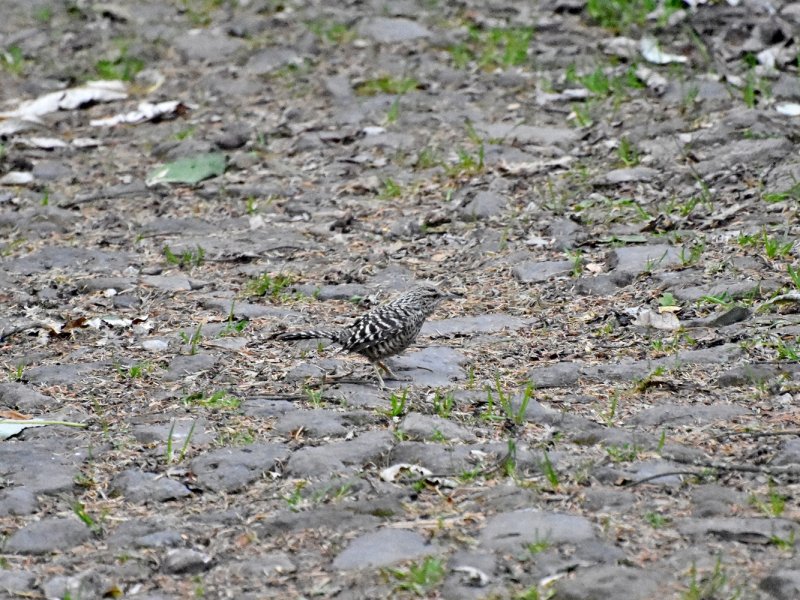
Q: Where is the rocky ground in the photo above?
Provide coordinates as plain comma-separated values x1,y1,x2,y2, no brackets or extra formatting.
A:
1,0,799,598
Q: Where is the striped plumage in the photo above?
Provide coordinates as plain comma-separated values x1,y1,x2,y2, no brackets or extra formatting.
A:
271,286,451,387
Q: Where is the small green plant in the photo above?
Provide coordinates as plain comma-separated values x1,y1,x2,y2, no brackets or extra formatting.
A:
432,390,454,418
33,6,53,22
284,481,306,510
487,377,532,426
184,390,240,410
387,388,408,417
380,178,403,199
749,480,786,517
541,451,559,489
163,244,205,269
770,530,796,550
602,392,619,426
40,190,49,206
699,292,734,308
644,512,670,528
762,181,800,203
244,273,294,298
306,20,354,44
415,147,440,170
681,558,732,600
179,323,203,355
164,419,197,464
388,557,445,596
763,233,794,260
449,26,532,70
502,438,518,478
586,0,656,31
355,77,419,96
0,45,25,75
73,501,102,533
126,362,152,379
679,240,705,266
606,443,639,463
304,384,324,407
657,429,667,452
11,364,24,381
527,537,551,555
566,249,583,277
658,292,679,309
95,51,145,82
386,97,401,123
787,264,800,289
221,302,248,335
773,338,800,361
617,136,639,167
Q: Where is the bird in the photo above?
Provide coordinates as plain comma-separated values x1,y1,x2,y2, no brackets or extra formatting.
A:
270,286,453,388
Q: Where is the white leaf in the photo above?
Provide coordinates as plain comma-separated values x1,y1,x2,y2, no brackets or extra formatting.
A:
640,37,688,65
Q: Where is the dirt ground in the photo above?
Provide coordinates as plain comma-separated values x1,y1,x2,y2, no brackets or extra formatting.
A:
1,1,799,599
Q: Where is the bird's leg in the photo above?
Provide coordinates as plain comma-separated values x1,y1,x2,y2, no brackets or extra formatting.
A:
376,360,412,382
371,362,387,389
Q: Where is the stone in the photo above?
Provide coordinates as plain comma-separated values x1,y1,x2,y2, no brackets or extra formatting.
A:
135,530,184,548
285,430,394,478
772,439,800,467
0,442,81,494
42,571,103,600
598,167,659,184
140,275,193,292
476,123,581,149
273,409,349,438
479,510,595,552
173,31,245,63
627,403,750,427
191,444,289,492
676,517,798,544
527,362,580,388
0,486,38,516
760,569,800,600
606,244,682,275
458,191,507,220
0,570,35,596
244,48,303,75
398,412,477,442
388,347,467,387
163,548,213,574
672,280,772,302
222,552,297,578
132,419,214,448
0,382,52,411
554,566,666,600
357,17,431,43
332,528,437,570
512,260,573,283
24,362,108,385
162,353,218,381
4,517,93,554
32,160,72,181
422,314,531,337
110,469,192,503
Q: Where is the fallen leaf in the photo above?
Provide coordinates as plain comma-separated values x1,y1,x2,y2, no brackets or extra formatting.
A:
146,152,226,186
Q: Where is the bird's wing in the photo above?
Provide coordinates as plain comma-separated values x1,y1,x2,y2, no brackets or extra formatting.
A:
339,305,409,354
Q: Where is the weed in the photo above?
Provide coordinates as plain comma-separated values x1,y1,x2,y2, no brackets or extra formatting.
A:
284,481,306,510
244,273,293,298
163,244,205,269
567,250,583,277
386,97,400,123
447,144,485,176
503,438,518,477
184,390,241,410
415,147,440,170
10,364,24,381
541,451,559,489
306,20,354,44
388,557,445,595
180,323,204,355
774,338,799,361
125,362,152,379
0,45,25,75
33,6,53,22
380,178,403,199
681,558,733,600
221,302,248,335
387,388,408,418
762,181,800,203
527,537,551,555
449,26,533,70
645,512,670,528
304,384,324,407
602,392,619,426
586,0,656,31
749,480,786,517
770,530,796,550
658,292,679,309
617,136,639,167
73,501,102,533
606,443,639,463
679,240,705,266
95,48,145,82
763,233,794,260
488,377,532,426
355,77,418,96
432,390,455,418
788,264,800,289
657,429,667,452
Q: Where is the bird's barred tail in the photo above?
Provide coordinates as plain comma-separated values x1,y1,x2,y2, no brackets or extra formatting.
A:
271,329,338,342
